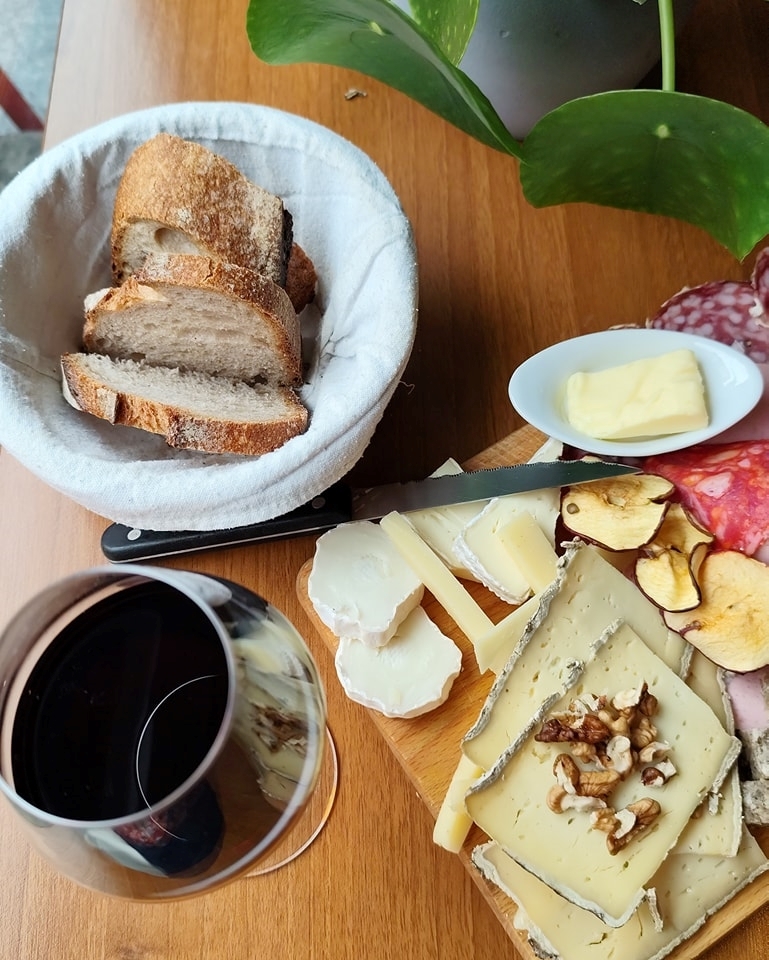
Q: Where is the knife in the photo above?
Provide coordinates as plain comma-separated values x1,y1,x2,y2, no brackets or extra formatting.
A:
100,458,638,562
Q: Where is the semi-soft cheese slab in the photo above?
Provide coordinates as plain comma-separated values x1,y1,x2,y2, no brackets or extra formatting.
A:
472,828,769,960
462,541,690,771
465,621,740,926
675,649,742,858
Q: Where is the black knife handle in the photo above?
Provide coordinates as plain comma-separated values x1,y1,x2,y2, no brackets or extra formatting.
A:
100,482,354,562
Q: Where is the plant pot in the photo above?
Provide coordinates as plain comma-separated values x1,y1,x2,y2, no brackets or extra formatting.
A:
395,0,696,140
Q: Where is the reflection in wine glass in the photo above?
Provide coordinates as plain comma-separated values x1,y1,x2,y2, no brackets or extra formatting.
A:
0,565,336,899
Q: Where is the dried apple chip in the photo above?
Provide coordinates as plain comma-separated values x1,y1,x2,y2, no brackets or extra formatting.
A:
635,503,714,613
560,473,675,552
664,550,769,672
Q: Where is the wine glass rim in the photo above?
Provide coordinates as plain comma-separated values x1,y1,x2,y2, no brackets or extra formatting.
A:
0,563,237,831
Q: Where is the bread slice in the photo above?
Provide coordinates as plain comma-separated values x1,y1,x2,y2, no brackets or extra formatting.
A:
83,253,302,386
61,353,308,456
111,133,293,287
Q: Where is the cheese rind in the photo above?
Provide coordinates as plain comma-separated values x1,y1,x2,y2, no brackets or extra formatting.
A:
565,348,708,441
462,541,689,771
465,621,740,926
472,827,769,960
334,606,462,719
308,520,423,647
406,459,485,581
676,649,742,857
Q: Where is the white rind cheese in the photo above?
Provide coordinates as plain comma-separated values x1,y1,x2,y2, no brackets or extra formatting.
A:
472,827,768,960
308,520,424,647
406,458,486,581
454,499,558,604
462,541,690,771
334,606,462,718
452,439,563,604
465,621,740,927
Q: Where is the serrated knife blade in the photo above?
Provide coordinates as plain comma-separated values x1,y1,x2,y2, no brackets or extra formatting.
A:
100,458,639,562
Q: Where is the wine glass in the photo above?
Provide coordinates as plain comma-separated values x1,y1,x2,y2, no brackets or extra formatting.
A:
0,565,336,899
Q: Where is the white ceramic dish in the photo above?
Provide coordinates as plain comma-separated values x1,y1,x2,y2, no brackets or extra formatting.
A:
0,103,417,531
508,328,764,457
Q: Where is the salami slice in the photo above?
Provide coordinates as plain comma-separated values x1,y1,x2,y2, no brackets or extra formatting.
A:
647,280,769,364
753,247,769,315
644,440,769,557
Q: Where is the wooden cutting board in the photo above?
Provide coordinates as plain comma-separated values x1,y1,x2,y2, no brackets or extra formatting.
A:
295,426,769,960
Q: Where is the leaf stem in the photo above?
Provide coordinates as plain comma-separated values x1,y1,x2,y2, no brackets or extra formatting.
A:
657,0,676,92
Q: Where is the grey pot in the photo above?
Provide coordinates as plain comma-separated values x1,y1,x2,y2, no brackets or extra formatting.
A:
395,0,696,140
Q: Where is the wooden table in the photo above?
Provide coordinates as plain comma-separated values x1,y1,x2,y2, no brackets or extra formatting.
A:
1,0,768,957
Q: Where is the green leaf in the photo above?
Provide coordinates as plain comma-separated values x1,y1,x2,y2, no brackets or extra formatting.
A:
520,90,769,260
409,0,479,65
246,0,520,156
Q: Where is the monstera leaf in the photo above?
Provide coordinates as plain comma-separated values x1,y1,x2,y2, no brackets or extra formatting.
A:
247,0,517,155
246,0,769,259
520,90,769,258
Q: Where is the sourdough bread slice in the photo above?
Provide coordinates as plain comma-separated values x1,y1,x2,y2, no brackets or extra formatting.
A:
111,133,293,287
83,253,302,386
61,353,308,456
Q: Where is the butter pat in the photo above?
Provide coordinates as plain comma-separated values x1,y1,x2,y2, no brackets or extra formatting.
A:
565,349,708,441
308,520,423,647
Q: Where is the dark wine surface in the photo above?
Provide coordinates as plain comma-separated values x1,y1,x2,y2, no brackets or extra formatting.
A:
11,581,229,821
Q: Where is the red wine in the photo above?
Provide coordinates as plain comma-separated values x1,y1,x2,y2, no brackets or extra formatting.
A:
10,581,229,822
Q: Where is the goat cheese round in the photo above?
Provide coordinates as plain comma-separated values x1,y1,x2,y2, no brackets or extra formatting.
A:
334,606,462,718
308,520,424,647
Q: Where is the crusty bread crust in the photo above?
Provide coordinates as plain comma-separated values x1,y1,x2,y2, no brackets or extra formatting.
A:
61,353,308,456
111,133,293,286
286,243,317,313
83,253,302,386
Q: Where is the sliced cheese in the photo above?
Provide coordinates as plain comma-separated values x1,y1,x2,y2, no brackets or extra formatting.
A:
473,591,543,676
463,541,690,771
565,348,708,441
334,606,462,719
379,511,493,658
497,510,558,593
308,520,423,647
465,621,740,926
432,753,483,853
451,437,562,603
472,827,768,960
406,459,485,581
454,498,558,603
676,649,742,857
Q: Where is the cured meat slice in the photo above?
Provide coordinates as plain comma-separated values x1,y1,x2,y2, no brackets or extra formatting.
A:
647,280,769,364
753,247,769,315
644,441,769,558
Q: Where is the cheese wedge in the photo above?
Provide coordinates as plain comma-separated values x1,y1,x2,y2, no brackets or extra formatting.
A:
379,511,493,660
465,621,740,926
472,828,768,960
432,753,483,853
462,541,690,771
308,520,423,647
